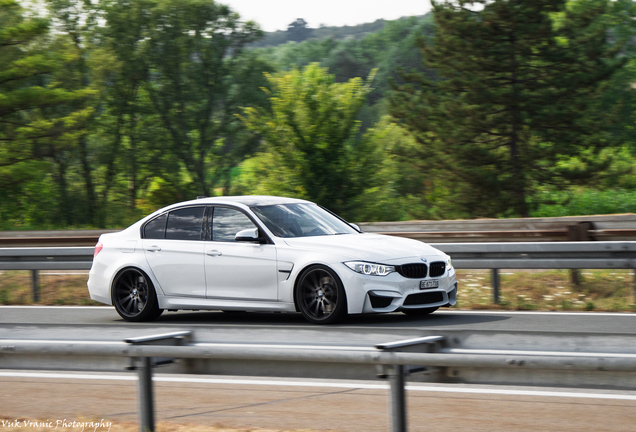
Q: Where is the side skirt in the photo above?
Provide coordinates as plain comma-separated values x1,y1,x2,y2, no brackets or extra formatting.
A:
157,296,296,312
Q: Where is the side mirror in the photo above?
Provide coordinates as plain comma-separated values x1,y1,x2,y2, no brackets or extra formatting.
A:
235,228,266,244
349,223,361,232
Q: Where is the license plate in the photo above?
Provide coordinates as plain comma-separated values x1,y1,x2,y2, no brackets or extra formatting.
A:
420,280,439,290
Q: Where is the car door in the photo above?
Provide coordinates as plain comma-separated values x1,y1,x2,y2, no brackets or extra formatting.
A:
205,206,278,301
142,206,207,298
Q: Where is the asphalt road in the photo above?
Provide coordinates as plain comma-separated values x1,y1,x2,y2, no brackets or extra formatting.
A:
2,307,636,431
1,371,636,432
0,306,635,346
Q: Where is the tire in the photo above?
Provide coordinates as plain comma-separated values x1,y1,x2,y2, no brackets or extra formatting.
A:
401,307,439,316
112,268,163,322
295,265,347,324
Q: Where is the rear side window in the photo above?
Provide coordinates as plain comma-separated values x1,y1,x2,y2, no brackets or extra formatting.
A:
144,213,167,239
166,206,205,241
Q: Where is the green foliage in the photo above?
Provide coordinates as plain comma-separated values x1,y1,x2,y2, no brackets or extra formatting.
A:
0,0,93,148
531,188,636,217
141,0,264,197
354,117,450,221
250,17,402,48
2,2,636,230
286,18,313,42
530,145,636,216
238,64,382,218
0,0,95,228
254,16,435,130
391,0,636,218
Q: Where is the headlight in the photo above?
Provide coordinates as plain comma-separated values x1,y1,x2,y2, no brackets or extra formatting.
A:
447,256,452,268
344,261,395,276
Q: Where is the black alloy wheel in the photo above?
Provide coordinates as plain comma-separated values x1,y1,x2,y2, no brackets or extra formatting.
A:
401,306,439,316
112,268,163,322
296,265,347,324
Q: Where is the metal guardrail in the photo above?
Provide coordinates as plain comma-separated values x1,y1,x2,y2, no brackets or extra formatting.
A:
0,247,93,302
2,214,636,247
2,242,635,270
435,241,636,303
439,241,636,269
0,230,118,247
2,331,636,432
0,247,93,271
360,214,636,243
1,242,635,303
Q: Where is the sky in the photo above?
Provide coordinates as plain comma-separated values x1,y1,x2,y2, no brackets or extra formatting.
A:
220,0,433,32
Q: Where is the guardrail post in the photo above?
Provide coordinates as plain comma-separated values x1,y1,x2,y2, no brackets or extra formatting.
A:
376,336,446,432
31,270,39,303
388,364,406,432
491,269,499,304
138,357,154,432
568,222,595,287
125,331,193,432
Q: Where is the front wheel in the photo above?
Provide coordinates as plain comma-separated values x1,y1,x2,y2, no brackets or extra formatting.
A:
401,307,439,316
112,268,163,322
295,265,347,324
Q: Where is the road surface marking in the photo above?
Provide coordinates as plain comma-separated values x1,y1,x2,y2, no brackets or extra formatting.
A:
0,305,633,318
1,371,635,401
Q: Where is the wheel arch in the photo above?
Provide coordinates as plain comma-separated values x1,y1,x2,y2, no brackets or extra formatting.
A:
110,266,156,305
292,263,348,316
292,263,334,311
111,266,163,322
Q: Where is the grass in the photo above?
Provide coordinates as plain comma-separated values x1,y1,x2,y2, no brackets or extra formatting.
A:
455,269,636,312
0,271,99,306
0,269,634,312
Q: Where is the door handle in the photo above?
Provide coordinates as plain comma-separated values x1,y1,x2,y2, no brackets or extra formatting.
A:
146,245,161,252
206,250,222,257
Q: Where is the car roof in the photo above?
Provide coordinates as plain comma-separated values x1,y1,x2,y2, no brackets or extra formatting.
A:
131,195,314,230
178,195,312,207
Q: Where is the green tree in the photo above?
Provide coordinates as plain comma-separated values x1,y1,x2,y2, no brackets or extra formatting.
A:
0,0,93,227
239,63,381,218
143,0,263,197
44,0,103,226
89,0,161,224
287,18,313,42
254,15,435,132
391,0,636,217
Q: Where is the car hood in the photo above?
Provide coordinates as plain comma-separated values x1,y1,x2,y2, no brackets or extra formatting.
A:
282,233,446,262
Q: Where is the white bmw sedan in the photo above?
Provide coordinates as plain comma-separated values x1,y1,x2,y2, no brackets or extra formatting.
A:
88,196,457,324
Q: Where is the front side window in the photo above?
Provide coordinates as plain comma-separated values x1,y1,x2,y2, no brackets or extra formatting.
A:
212,207,257,242
165,206,205,241
251,203,358,238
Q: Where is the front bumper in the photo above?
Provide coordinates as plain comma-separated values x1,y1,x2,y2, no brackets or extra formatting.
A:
371,283,457,312
336,263,458,314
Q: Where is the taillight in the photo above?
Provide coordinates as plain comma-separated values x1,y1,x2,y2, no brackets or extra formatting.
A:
94,242,103,257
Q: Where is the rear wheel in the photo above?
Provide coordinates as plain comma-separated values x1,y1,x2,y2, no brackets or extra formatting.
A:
401,307,439,316
112,268,163,322
296,265,347,324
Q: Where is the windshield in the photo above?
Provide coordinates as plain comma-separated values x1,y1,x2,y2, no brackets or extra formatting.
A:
251,203,359,238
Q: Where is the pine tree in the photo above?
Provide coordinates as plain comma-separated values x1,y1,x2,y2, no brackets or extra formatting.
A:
0,0,94,226
391,0,636,217
0,0,92,155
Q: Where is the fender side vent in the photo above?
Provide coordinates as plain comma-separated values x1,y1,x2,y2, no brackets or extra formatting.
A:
369,293,393,309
